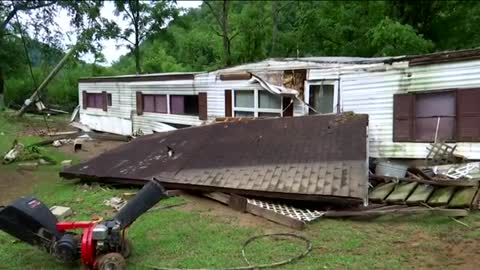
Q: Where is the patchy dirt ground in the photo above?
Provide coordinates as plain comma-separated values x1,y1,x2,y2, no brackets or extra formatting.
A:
0,170,37,205
179,193,287,232
56,139,125,161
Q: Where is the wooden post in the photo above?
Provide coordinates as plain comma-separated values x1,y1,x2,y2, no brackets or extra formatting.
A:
16,46,76,116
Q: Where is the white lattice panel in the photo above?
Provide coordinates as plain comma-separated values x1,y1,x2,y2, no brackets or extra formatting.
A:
247,199,325,222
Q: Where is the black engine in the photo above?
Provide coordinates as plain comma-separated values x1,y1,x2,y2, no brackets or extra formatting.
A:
0,179,167,267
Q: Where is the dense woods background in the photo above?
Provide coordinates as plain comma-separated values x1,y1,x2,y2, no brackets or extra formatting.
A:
1,0,480,111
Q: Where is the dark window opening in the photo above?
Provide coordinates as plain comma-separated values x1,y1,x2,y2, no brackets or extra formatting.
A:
86,93,103,109
170,95,198,116
143,94,167,113
107,93,112,106
309,84,334,114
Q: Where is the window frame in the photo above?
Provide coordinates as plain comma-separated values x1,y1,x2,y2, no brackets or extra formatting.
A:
393,88,480,143
142,94,168,114
304,80,339,115
232,89,283,118
85,93,103,109
140,94,200,116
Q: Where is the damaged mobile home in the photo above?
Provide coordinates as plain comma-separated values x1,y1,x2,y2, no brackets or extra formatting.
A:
78,48,480,160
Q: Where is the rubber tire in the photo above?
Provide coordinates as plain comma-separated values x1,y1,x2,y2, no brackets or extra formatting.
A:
121,239,132,258
95,252,126,270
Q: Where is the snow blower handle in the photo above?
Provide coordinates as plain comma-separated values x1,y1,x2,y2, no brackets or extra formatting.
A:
113,179,167,229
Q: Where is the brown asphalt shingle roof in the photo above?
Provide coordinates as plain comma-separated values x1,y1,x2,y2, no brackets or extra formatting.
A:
61,113,369,204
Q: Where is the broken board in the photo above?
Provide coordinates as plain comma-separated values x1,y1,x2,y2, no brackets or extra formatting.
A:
406,184,435,205
448,187,478,208
369,182,396,202
385,182,418,203
427,186,456,206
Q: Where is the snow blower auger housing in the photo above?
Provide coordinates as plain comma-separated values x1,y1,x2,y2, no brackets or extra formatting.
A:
0,179,167,270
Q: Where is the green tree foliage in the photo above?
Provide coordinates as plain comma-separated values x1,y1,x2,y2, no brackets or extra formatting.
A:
112,0,177,74
3,0,480,111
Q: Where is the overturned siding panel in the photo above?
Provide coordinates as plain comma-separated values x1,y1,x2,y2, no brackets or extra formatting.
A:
341,60,480,159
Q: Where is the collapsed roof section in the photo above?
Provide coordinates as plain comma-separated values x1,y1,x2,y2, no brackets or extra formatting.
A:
61,113,369,204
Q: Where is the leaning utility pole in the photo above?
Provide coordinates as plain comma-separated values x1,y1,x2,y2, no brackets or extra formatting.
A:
16,45,77,116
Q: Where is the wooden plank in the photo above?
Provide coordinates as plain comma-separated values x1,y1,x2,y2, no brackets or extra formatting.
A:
385,182,418,203
408,167,433,180
324,207,468,218
448,187,479,208
406,184,435,205
205,192,305,230
228,194,247,212
428,186,456,206
369,182,396,202
204,192,229,204
370,175,478,187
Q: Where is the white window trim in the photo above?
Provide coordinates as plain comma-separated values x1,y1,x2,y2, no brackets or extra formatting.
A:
232,89,283,117
304,80,339,114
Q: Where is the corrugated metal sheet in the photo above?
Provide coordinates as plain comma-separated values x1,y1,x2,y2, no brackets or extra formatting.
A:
340,59,480,159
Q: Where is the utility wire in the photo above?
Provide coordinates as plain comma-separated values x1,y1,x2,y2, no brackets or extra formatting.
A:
15,13,51,134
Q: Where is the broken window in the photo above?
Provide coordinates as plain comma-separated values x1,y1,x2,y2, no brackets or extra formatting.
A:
86,93,103,109
394,89,480,142
143,95,167,113
309,84,334,114
233,89,282,117
170,95,199,115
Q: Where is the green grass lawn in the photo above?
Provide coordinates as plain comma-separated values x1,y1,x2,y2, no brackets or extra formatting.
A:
0,111,479,270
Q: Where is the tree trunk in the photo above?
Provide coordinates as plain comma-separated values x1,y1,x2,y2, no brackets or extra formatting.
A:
222,0,231,67
0,67,4,110
134,0,141,74
271,0,278,57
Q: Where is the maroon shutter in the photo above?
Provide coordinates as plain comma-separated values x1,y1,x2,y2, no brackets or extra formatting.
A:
393,93,414,142
198,92,208,120
136,91,143,115
282,97,293,117
457,89,480,141
82,91,87,109
101,91,108,111
225,89,232,117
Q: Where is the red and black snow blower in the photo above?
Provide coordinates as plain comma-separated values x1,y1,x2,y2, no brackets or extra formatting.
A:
0,179,167,270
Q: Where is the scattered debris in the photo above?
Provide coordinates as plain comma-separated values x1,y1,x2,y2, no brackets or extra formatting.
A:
104,197,126,211
446,163,480,179
61,160,72,168
3,141,24,164
47,131,79,137
375,160,408,178
73,138,82,152
17,161,39,171
38,158,55,165
49,206,73,219
426,142,465,165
